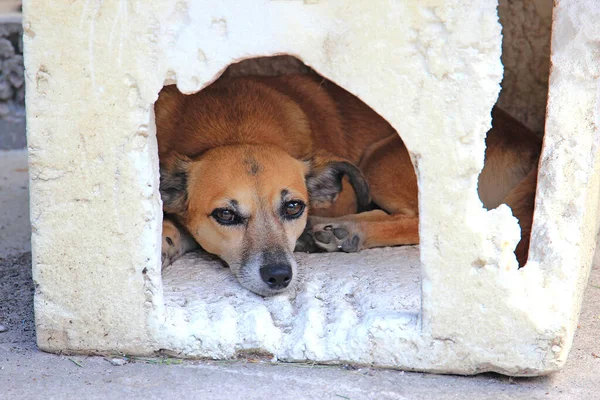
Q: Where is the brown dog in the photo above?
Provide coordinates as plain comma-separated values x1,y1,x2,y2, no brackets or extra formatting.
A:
156,74,540,296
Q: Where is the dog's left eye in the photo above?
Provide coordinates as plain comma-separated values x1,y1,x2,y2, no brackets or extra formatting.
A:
282,200,305,219
211,208,242,225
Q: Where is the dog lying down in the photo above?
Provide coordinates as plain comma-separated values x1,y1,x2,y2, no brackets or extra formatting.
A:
156,74,541,296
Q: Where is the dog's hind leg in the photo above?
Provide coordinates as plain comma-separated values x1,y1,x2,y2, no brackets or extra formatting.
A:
498,166,537,266
307,211,419,252
162,215,198,269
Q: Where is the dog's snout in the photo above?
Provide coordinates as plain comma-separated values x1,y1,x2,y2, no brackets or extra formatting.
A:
260,263,293,289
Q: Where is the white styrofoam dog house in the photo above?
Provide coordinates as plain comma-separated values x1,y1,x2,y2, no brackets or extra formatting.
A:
24,0,599,375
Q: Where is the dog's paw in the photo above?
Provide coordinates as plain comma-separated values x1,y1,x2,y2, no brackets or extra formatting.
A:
162,219,188,270
162,237,178,270
310,221,364,253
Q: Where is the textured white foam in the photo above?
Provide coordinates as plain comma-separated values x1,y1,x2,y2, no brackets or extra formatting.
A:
161,246,421,361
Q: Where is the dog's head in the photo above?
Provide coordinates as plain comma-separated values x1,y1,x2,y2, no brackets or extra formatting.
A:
160,144,369,296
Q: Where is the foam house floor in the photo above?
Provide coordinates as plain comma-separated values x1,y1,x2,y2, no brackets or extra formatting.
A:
161,247,421,361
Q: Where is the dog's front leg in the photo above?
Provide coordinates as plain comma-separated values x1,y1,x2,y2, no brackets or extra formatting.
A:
162,216,198,269
307,210,419,253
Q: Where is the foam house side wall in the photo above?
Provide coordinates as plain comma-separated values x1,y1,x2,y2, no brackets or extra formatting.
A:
24,0,600,375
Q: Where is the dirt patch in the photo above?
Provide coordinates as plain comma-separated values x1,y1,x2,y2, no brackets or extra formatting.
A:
0,252,34,344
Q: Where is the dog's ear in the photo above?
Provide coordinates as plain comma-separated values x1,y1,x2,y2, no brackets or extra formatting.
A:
160,154,192,215
305,158,370,212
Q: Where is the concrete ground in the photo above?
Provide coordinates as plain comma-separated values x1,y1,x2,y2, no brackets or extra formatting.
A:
1,148,599,399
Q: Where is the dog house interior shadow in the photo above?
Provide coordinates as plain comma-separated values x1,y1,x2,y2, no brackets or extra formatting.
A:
158,56,424,360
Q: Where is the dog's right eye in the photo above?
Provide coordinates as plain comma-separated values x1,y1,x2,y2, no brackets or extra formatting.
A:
211,208,241,225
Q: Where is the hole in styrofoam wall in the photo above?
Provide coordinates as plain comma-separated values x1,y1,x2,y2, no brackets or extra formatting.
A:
155,56,422,359
475,103,542,268
472,0,550,269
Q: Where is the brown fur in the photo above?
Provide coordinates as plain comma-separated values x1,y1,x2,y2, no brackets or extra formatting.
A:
157,74,540,295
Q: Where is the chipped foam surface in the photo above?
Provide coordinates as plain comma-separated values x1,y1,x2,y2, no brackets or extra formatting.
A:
161,246,421,362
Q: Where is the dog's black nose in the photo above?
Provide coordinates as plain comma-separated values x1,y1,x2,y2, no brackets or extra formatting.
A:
260,263,292,289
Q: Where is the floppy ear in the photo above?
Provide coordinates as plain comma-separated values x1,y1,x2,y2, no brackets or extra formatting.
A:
159,154,192,215
305,159,371,212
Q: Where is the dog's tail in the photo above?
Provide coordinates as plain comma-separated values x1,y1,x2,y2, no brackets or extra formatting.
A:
331,161,371,212
305,155,371,214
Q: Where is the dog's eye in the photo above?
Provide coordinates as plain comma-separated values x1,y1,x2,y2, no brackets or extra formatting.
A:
211,208,241,225
283,200,305,219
